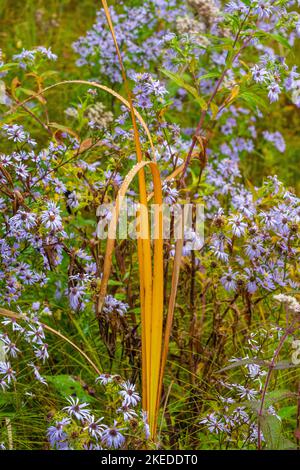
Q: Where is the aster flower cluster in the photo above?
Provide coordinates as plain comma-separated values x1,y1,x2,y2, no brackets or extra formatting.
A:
199,327,288,448
224,1,300,105
262,131,286,153
199,407,264,447
0,308,49,390
47,377,147,450
200,108,300,299
79,0,300,114
102,295,129,317
73,1,187,83
251,56,299,105
2,123,37,145
12,46,57,69
162,179,179,204
0,124,98,311
131,72,168,112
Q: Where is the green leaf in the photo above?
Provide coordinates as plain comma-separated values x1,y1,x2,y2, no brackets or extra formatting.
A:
160,69,207,110
40,70,59,79
239,90,268,111
265,389,297,405
273,360,299,370
46,374,93,402
49,122,79,139
255,31,292,50
217,358,267,373
260,414,296,450
268,33,292,50
108,279,124,286
198,72,220,81
0,62,18,71
76,215,95,227
278,406,297,420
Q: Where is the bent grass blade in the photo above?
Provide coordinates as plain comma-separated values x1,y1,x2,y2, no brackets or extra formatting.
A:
0,307,101,376
9,80,156,160
97,160,164,438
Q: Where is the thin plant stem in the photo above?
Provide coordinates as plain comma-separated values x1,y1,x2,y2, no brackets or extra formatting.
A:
0,307,101,376
257,321,295,449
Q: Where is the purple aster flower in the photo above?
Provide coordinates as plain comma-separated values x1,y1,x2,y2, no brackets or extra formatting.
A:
251,65,269,83
244,240,264,260
231,406,249,424
144,77,168,98
199,413,226,434
285,66,299,91
29,363,47,385
221,270,238,292
9,211,37,231
0,379,8,391
2,124,26,142
15,163,29,179
74,249,92,261
13,47,57,69
228,214,247,237
259,211,277,229
84,415,105,440
141,411,150,439
263,131,286,153
47,417,70,448
117,405,138,422
63,396,91,422
25,323,45,345
250,423,264,444
13,49,36,68
254,2,274,19
34,343,49,362
225,1,249,14
103,295,129,316
68,284,85,310
268,82,281,103
162,180,179,204
36,46,57,61
210,233,230,263
0,334,21,358
221,117,237,135
66,190,79,209
119,381,141,407
0,361,16,384
243,268,258,294
40,202,62,231
96,373,116,385
236,385,258,400
257,268,275,291
103,170,123,187
31,301,41,311
1,317,24,332
53,178,67,194
101,421,126,449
